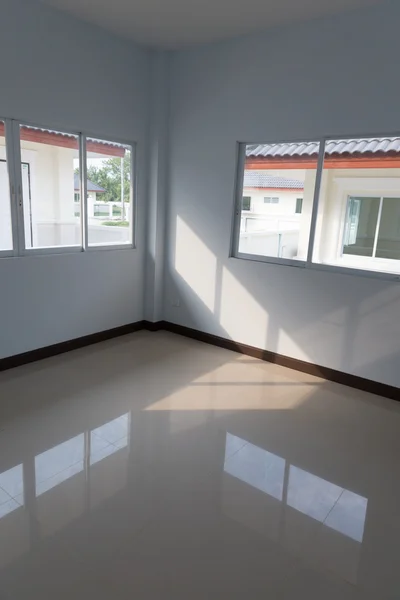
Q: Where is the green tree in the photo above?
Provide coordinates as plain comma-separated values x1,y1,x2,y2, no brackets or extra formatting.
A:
85,152,131,204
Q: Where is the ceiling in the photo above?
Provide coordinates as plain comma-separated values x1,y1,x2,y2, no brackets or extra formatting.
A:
40,0,385,49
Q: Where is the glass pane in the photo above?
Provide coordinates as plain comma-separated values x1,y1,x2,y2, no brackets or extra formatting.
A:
313,136,400,273
242,196,251,211
239,142,319,260
86,138,132,246
343,197,380,257
376,198,400,260
19,125,81,249
0,121,13,251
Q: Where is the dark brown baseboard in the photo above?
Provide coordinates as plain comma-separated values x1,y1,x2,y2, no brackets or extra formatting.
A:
0,321,146,372
1,318,398,402
159,321,400,402
142,320,163,332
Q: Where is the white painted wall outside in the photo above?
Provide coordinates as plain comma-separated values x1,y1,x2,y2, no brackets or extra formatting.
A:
164,0,400,388
244,188,301,215
240,188,303,257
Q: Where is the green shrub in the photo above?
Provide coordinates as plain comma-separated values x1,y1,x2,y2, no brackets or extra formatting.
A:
101,220,129,227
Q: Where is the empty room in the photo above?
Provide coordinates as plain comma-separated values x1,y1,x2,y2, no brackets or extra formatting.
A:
0,0,399,597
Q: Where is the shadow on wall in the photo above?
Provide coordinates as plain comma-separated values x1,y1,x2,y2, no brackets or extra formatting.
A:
166,213,400,387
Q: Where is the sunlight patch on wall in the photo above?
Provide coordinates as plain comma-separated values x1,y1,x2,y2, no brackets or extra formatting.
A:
276,329,312,362
219,267,268,348
175,216,217,312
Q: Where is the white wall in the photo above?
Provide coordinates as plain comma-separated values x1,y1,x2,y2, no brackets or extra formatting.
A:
0,0,149,358
246,189,301,216
164,0,400,388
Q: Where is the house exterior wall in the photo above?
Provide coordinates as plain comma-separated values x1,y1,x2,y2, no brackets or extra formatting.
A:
243,188,301,216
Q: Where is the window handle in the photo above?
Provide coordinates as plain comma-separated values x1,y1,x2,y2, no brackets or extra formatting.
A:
18,184,22,208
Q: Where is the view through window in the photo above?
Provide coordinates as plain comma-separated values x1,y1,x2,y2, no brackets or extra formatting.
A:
85,138,133,246
312,137,400,273
237,142,320,261
236,138,400,275
19,125,81,249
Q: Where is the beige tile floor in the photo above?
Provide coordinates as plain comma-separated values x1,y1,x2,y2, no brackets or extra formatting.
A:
0,330,399,599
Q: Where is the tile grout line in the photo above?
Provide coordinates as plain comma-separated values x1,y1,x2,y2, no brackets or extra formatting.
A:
0,485,14,506
224,441,249,464
322,489,345,526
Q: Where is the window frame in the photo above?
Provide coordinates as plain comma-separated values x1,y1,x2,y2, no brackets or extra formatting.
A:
0,117,137,258
340,193,400,269
0,119,19,258
231,136,400,282
15,120,83,256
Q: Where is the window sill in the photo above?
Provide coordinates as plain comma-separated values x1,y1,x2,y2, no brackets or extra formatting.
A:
87,243,135,252
230,254,400,282
315,256,400,276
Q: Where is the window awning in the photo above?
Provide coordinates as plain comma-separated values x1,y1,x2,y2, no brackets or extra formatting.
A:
0,124,127,158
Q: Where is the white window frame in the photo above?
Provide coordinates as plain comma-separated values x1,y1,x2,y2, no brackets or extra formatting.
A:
231,139,324,269
13,120,83,257
0,117,137,258
0,119,19,258
231,137,400,283
339,193,400,272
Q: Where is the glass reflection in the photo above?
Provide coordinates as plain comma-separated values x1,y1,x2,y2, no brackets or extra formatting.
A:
324,489,368,543
90,414,129,465
35,434,84,496
224,433,285,500
0,464,24,518
31,414,130,537
287,466,367,542
287,465,343,521
224,433,368,543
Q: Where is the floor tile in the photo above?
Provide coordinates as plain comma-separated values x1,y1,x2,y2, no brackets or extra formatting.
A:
0,331,398,599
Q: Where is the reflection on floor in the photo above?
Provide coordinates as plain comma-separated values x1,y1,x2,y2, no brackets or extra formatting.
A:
0,412,130,551
224,432,368,543
0,330,399,599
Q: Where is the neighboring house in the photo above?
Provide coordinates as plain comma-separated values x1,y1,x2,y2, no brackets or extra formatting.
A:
74,173,106,206
242,172,304,232
241,138,400,268
0,125,128,248
73,174,114,220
